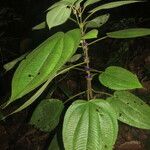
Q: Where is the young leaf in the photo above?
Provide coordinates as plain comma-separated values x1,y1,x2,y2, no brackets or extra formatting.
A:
108,91,150,129
84,0,103,7
89,1,140,13
86,14,110,28
68,54,82,63
48,134,60,150
75,0,84,9
82,29,98,39
46,5,71,29
3,52,28,72
63,99,118,150
32,21,46,30
30,99,64,132
107,28,150,39
99,66,143,90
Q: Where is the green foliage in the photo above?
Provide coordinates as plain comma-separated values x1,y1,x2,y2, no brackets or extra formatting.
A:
30,99,64,132
99,66,143,90
32,21,46,30
107,28,150,38
82,29,98,39
2,0,150,150
108,91,150,129
86,14,110,28
63,100,118,150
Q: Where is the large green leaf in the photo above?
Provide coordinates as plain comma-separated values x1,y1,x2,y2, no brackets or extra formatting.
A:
30,99,64,132
86,14,110,28
8,29,81,105
84,0,103,7
89,1,140,13
46,4,71,29
107,28,150,39
108,91,150,129
63,99,118,150
99,66,143,90
82,29,98,39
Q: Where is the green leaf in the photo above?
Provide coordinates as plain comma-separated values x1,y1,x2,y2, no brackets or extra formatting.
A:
108,91,150,129
30,99,64,132
68,54,82,63
61,0,78,5
75,0,84,9
99,66,143,90
46,5,71,29
89,1,140,13
63,99,118,150
3,53,28,72
6,29,81,106
86,14,110,28
82,29,98,39
84,0,103,7
107,28,150,39
48,134,60,150
32,22,46,30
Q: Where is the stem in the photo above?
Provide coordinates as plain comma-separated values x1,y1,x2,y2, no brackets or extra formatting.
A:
88,36,108,46
92,89,112,97
64,91,87,104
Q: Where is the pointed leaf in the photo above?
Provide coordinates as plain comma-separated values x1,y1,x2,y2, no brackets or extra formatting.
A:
86,14,110,28
32,22,46,30
108,91,150,129
3,53,28,72
46,5,71,29
107,28,150,39
48,134,60,150
82,29,98,39
84,0,103,7
30,99,64,132
99,66,143,90
68,54,82,63
89,1,140,13
63,99,118,150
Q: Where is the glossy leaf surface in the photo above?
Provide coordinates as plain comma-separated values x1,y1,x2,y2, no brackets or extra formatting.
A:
63,99,118,150
107,28,150,39
99,66,142,90
108,91,150,129
30,99,64,132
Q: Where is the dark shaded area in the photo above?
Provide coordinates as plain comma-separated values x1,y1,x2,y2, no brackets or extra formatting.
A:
0,0,150,149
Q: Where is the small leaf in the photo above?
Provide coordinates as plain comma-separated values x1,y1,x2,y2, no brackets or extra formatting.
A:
75,0,84,9
32,22,46,30
89,1,140,13
107,28,150,39
68,54,82,63
46,4,71,29
84,0,103,7
3,53,28,72
99,66,143,90
30,99,64,132
63,99,118,150
48,134,60,150
82,29,98,39
86,14,110,28
108,91,150,129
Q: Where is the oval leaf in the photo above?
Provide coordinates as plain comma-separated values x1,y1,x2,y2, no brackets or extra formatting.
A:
63,99,118,150
108,91,150,129
107,28,150,39
89,1,140,13
46,5,71,29
8,29,81,105
30,99,64,132
99,66,143,90
86,14,110,28
82,29,98,39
